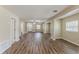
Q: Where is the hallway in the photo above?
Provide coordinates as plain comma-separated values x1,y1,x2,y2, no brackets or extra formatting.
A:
1,5,79,54
4,32,79,54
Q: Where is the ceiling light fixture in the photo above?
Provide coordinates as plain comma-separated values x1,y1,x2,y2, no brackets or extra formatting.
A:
53,10,58,13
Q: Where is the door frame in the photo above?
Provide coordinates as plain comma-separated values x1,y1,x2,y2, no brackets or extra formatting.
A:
10,17,16,44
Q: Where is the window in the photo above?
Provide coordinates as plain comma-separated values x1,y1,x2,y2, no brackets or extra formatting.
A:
36,25,41,29
27,23,33,31
27,23,32,27
66,20,78,32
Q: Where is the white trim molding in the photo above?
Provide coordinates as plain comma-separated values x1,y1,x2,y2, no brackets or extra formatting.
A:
0,40,11,54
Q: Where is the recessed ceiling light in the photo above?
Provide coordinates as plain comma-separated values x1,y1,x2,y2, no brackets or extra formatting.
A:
53,10,58,13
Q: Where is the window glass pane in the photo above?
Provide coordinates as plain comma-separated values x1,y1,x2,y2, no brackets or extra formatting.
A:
27,23,33,31
66,20,78,32
36,25,41,29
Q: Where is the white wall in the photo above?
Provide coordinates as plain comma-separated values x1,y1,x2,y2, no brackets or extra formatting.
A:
43,21,51,34
0,7,20,53
43,19,61,40
45,6,79,41
20,21,26,34
42,6,79,46
53,19,61,39
42,23,47,33
61,13,79,46
50,20,54,39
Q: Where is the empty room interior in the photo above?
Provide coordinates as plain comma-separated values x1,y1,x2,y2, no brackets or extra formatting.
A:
0,5,79,54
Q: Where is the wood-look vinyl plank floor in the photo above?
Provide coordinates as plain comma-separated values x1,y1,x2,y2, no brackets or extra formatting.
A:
3,32,79,54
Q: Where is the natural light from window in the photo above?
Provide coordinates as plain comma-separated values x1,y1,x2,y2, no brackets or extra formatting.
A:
36,25,41,29
66,20,78,32
27,23,33,31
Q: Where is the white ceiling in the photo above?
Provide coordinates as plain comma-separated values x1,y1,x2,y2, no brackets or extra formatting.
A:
2,5,68,22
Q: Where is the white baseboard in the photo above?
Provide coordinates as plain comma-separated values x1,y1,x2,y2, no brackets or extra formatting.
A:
61,37,79,46
0,40,11,54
